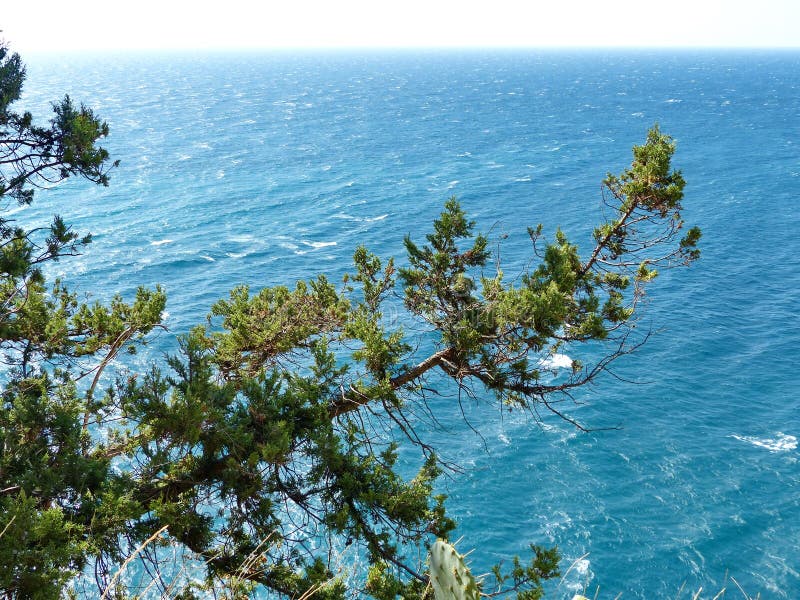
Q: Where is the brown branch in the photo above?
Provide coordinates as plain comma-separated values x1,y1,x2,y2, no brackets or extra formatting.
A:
328,347,455,419
81,327,142,432
579,190,640,279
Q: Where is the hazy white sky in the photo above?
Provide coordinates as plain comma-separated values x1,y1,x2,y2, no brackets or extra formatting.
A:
3,0,799,52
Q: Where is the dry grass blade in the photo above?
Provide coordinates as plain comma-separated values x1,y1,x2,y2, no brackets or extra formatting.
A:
233,530,276,579
0,515,15,540
296,582,323,600
730,576,759,600
100,525,168,600
557,552,590,589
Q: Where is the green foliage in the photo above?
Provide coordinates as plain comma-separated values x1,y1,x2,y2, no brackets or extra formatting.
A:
486,545,561,600
0,40,163,598
209,277,349,377
0,42,117,204
0,45,25,114
0,40,701,599
0,492,90,598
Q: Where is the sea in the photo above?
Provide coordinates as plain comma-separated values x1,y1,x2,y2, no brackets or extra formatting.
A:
16,49,800,598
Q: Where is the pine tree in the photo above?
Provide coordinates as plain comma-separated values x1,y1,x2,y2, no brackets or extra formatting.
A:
0,41,165,597
0,41,699,599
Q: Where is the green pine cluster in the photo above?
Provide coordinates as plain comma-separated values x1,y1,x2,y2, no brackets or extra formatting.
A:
0,41,699,599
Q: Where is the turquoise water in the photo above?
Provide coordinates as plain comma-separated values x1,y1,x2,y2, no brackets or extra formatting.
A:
19,50,800,597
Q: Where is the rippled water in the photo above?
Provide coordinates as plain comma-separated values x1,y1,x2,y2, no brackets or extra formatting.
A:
19,49,800,597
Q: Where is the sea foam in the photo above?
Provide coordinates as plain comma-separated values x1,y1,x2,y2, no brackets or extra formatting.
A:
731,432,798,453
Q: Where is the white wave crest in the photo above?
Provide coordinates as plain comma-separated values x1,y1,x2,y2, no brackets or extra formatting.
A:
332,213,388,222
731,432,797,453
538,353,573,371
150,239,173,246
302,241,337,249
561,556,592,593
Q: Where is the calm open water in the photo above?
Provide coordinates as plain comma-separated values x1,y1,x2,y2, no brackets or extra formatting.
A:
18,50,800,598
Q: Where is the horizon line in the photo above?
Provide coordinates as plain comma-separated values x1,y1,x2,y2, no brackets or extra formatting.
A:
17,44,800,55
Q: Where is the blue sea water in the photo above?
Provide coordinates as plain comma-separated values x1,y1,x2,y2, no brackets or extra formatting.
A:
17,49,800,598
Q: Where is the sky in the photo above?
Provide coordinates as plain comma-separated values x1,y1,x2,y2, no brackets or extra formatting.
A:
2,0,799,53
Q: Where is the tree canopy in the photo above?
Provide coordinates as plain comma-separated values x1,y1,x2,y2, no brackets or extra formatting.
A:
0,41,700,599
